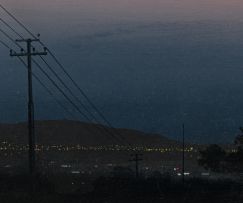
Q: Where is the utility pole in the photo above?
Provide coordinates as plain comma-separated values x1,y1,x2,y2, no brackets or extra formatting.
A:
182,123,185,184
130,153,143,178
10,38,47,175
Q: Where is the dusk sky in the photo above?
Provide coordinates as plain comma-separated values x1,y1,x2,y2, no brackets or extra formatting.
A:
1,0,243,143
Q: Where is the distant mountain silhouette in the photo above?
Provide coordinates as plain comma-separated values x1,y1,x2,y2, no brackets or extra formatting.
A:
0,120,179,147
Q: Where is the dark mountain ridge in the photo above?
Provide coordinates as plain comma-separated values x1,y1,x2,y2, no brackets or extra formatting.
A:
0,120,179,147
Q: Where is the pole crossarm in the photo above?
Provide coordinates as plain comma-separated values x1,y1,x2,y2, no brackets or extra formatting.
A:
10,38,47,57
10,51,27,57
10,51,47,57
16,38,39,42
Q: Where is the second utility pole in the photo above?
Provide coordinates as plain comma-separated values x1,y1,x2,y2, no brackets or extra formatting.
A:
182,123,185,184
10,38,47,175
130,153,143,178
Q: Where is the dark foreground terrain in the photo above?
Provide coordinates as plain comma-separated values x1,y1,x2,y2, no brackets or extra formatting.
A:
0,172,242,203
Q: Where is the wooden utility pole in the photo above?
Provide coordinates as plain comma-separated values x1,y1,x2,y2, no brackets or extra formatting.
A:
130,153,143,178
182,123,185,184
10,38,47,175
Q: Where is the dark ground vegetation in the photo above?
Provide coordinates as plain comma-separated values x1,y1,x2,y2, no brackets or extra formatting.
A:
0,171,242,203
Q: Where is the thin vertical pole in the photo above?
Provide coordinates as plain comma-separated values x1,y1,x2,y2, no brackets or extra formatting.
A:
135,154,139,178
27,39,35,175
182,123,185,184
10,38,47,177
130,153,143,178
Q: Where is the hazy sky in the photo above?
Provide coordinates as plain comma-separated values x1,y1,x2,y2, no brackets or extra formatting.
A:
1,0,243,143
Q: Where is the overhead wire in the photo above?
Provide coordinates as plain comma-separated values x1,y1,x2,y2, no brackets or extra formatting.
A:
0,4,130,146
0,20,126,145
1,18,95,121
0,38,77,120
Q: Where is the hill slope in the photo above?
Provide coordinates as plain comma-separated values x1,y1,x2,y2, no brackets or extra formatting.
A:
0,120,179,147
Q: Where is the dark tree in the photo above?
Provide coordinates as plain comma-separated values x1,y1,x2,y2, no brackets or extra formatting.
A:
198,144,226,172
234,127,243,148
225,147,243,173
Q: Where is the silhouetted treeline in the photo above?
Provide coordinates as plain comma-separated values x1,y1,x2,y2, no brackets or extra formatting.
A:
198,145,243,173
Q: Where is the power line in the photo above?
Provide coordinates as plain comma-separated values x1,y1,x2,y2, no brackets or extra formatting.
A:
0,24,93,123
0,35,96,135
0,8,130,146
33,59,93,123
0,16,133,161
40,56,96,122
33,57,126,144
32,57,120,142
19,57,78,120
0,28,22,49
0,40,77,119
0,4,130,146
46,49,130,145
1,17,95,121
0,4,36,39
0,18,23,38
0,29,124,145
0,39,11,49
